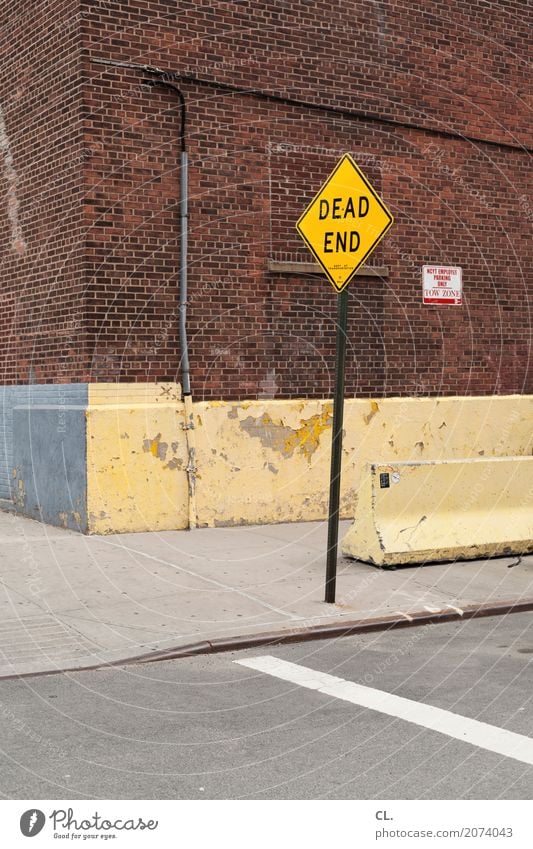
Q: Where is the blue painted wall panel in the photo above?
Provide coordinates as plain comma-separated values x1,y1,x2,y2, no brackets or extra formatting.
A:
12,404,88,532
0,385,88,502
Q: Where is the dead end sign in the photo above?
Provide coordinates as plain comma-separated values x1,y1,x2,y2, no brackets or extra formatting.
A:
296,153,394,292
295,154,395,605
423,265,462,305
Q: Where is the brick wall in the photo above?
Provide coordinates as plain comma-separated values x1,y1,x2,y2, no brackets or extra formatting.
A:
0,0,87,384
1,0,531,398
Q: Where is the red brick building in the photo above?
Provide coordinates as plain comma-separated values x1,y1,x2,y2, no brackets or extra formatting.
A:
0,1,531,532
1,0,531,397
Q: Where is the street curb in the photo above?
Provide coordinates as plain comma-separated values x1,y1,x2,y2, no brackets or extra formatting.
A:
132,598,533,663
1,598,532,681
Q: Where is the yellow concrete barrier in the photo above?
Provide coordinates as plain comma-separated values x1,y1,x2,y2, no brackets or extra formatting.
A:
341,457,533,566
85,387,533,534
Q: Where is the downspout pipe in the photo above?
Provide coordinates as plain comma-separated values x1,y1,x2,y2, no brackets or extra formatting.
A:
93,59,197,527
143,76,197,528
143,76,191,397
94,59,191,398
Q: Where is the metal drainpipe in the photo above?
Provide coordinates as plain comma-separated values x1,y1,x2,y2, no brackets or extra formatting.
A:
145,76,197,529
94,60,197,528
94,61,188,383
143,76,190,397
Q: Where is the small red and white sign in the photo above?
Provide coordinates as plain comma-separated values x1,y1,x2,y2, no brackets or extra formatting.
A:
422,265,462,305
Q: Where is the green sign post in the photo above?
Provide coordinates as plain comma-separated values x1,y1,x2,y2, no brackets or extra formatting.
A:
296,154,394,603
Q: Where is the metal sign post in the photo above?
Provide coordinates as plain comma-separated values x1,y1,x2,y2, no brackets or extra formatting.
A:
295,153,394,604
325,288,349,603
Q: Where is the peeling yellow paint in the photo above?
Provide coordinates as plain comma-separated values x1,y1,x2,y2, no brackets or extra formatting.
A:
13,476,25,507
164,457,183,470
87,383,188,534
239,412,293,454
239,408,332,460
183,393,198,529
364,400,380,425
283,408,333,459
143,433,168,461
85,387,533,534
194,399,337,527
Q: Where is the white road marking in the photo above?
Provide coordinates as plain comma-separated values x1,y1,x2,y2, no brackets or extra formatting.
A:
236,655,533,767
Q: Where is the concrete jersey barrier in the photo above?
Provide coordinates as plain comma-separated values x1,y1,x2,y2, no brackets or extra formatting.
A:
341,456,533,567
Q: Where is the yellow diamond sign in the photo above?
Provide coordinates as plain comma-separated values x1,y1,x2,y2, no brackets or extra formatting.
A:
296,153,394,292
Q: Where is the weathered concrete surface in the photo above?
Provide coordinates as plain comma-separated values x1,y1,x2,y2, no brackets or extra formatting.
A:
0,384,88,502
86,383,189,534
3,388,532,535
0,509,531,678
0,613,531,799
342,456,533,566
194,399,336,527
190,394,533,530
87,391,533,532
12,405,87,532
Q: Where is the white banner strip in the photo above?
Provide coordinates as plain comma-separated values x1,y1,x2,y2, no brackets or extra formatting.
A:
1,800,531,848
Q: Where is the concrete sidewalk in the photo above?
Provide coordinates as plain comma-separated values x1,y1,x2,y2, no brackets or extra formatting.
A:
0,509,532,677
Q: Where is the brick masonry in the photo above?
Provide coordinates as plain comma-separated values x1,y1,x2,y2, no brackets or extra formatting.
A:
0,0,531,399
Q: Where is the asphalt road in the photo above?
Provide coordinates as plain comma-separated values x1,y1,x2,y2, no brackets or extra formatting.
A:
0,612,531,799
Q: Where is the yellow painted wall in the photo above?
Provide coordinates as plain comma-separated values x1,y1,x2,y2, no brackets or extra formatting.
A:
86,383,189,533
194,395,533,528
86,388,533,534
193,399,336,526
